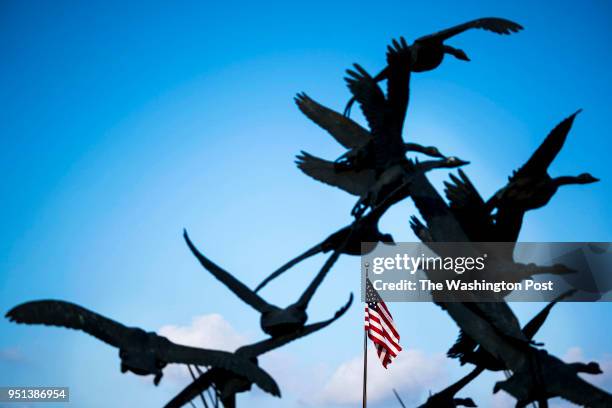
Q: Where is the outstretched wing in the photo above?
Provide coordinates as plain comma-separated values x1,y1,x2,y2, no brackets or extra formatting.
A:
155,337,280,397
6,300,129,349
296,151,375,196
511,110,581,180
183,231,273,313
385,38,411,140
416,18,523,43
444,169,494,241
435,367,484,401
255,242,323,293
295,93,371,148
345,64,387,138
521,289,576,340
409,215,433,243
294,248,343,309
237,293,353,357
364,37,412,168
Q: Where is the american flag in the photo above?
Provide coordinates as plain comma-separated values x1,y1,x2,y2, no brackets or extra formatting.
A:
365,278,402,368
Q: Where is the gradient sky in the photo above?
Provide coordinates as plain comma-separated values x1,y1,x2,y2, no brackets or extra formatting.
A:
1,1,611,407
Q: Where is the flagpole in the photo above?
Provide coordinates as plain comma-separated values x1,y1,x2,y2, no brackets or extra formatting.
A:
362,329,367,408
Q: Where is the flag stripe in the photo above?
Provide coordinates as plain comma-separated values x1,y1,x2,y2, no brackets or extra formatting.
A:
365,316,401,353
367,312,400,344
366,310,401,347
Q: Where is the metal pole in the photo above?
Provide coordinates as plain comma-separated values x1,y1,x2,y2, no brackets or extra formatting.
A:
363,330,368,408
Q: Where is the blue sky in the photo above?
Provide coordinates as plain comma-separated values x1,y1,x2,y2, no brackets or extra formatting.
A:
1,1,611,407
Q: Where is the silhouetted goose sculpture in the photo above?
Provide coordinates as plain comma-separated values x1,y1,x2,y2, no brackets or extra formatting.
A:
341,40,469,215
404,367,483,407
344,18,523,115
448,289,576,371
443,169,496,242
184,230,350,337
351,157,468,216
5,300,280,396
487,110,599,240
443,112,599,243
342,38,412,175
296,40,468,216
404,109,610,408
295,92,445,170
297,152,467,215
165,298,352,408
493,349,605,408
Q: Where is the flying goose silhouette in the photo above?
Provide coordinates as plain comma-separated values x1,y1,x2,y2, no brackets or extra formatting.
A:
164,297,352,408
184,230,351,337
5,300,279,396
344,18,523,115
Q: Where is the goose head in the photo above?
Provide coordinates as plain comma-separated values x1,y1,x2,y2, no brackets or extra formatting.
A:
576,173,600,184
440,156,470,168
443,45,470,61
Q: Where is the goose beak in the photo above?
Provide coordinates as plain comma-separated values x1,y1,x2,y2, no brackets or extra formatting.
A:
456,51,471,62
444,45,470,61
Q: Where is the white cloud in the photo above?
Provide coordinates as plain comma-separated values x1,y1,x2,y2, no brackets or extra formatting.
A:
159,313,248,351
158,314,249,384
0,347,24,362
562,346,585,363
313,348,448,406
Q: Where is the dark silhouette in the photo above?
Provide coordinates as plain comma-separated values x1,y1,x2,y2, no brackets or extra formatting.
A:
493,350,606,408
393,389,407,408
6,16,611,408
344,18,523,115
567,361,603,374
350,157,469,216
409,215,434,242
297,152,467,216
295,92,445,170
341,39,413,175
486,110,599,241
165,296,352,408
184,230,349,336
442,111,599,245
406,165,612,407
448,289,576,371
442,169,496,242
5,300,279,396
414,367,482,407
340,40,469,215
